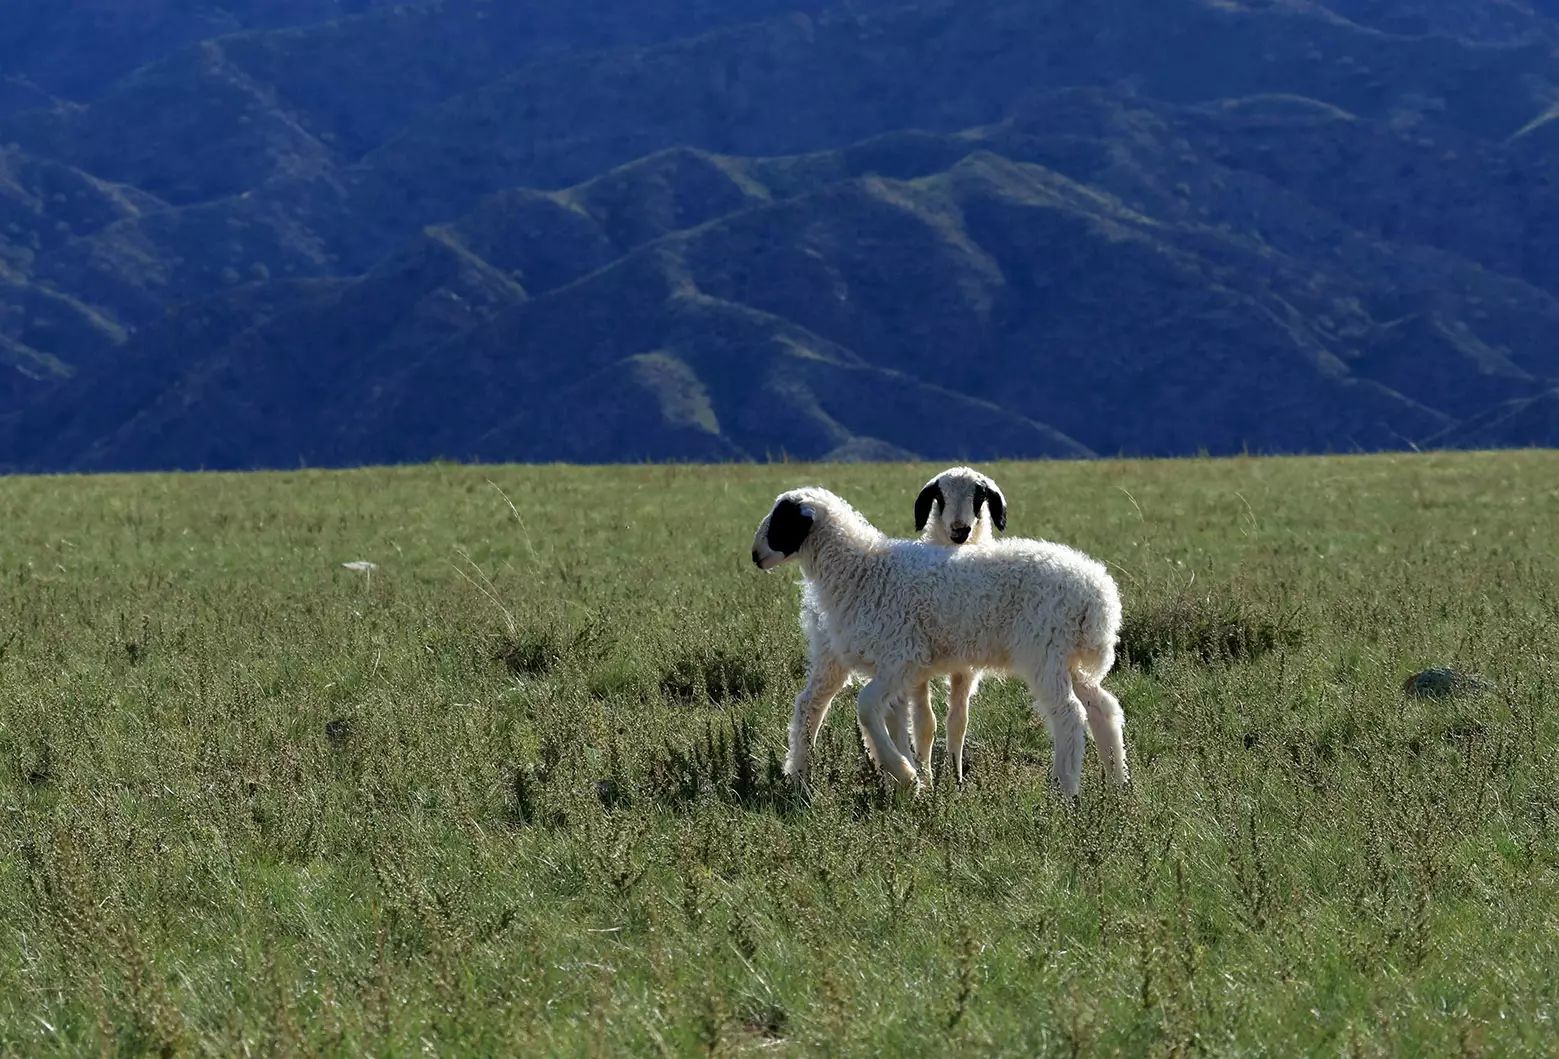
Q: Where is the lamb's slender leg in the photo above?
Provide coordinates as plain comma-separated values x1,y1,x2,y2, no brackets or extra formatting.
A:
946,670,977,784
886,693,916,762
909,681,936,783
856,675,920,789
786,654,851,782
1029,658,1087,798
1075,678,1129,784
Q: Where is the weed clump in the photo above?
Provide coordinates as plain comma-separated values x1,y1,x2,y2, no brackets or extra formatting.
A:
1119,593,1299,670
22,740,53,787
659,649,767,705
502,732,572,829
323,717,354,747
494,627,594,677
649,718,787,810
737,1001,787,1042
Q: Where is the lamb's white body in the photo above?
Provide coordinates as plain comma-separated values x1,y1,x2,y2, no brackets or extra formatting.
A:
754,487,1127,795
795,468,1006,783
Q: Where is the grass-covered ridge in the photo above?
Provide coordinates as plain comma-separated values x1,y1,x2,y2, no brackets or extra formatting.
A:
1,452,1557,1056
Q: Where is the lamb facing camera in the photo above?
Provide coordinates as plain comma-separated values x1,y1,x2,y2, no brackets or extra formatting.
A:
910,466,1007,782
786,467,1009,785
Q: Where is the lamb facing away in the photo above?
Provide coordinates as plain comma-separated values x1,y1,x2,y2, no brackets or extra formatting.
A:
752,487,1127,795
791,467,1009,786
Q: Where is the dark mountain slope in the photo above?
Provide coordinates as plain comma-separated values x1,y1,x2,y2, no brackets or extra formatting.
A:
25,0,1553,323
349,0,1557,252
1163,97,1559,296
675,154,1456,454
14,79,1559,467
57,146,1485,469
973,93,1559,397
0,77,56,120
0,1,843,202
436,149,777,295
0,335,69,408
213,1,847,162
2,0,1558,469
0,279,124,375
342,136,1554,459
0,2,404,104
0,42,342,206
1429,389,1559,449
30,180,353,326
379,285,1097,467
0,280,337,472
13,233,526,471
0,148,164,266
9,217,1099,470
1322,0,1559,44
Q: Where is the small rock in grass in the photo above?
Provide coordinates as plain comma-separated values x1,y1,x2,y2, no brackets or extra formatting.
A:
1401,667,1492,699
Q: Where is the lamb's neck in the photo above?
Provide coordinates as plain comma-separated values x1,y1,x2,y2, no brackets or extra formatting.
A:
799,519,885,613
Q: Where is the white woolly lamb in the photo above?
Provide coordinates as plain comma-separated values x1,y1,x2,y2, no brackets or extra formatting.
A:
910,466,1007,783
790,467,1009,785
752,487,1127,795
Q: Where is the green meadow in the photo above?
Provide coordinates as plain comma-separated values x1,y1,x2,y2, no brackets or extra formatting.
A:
1,452,1557,1056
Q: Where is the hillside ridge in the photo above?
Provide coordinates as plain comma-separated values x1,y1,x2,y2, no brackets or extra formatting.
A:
2,0,1557,470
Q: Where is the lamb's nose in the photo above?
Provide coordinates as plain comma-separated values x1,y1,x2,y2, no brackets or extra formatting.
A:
951,525,971,543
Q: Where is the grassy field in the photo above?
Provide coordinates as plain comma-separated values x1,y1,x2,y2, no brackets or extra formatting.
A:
2,452,1557,1057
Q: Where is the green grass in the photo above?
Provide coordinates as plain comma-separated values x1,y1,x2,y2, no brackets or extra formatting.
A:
2,452,1558,1057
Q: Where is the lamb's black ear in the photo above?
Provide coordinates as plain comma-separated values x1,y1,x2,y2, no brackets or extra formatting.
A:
766,498,814,555
979,483,1007,532
914,482,943,532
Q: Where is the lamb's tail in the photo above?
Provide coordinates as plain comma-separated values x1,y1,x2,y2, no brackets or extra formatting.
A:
1072,571,1122,683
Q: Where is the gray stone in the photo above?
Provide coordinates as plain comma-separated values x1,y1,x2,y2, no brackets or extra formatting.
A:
1401,667,1493,699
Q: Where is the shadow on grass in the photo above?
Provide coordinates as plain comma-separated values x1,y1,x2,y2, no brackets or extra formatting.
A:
493,626,603,678
1119,593,1300,671
658,649,769,705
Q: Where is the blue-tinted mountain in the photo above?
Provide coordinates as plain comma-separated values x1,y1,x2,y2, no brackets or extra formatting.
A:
3,0,1559,469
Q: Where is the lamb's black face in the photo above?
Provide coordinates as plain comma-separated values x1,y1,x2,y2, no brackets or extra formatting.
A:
766,498,814,554
752,495,815,570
